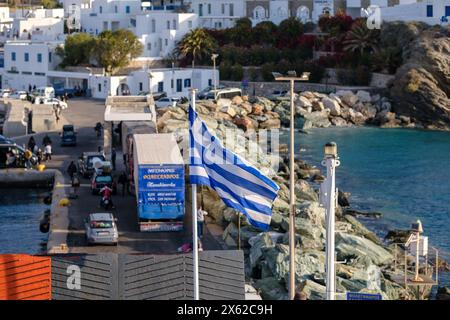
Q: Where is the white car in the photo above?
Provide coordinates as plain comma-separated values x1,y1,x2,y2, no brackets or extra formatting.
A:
0,89,11,98
9,91,28,100
155,97,180,108
84,213,118,246
35,97,68,110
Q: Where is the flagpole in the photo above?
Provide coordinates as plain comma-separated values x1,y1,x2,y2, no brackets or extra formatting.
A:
190,88,200,300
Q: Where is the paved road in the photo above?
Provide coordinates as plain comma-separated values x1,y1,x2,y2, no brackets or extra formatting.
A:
15,98,223,254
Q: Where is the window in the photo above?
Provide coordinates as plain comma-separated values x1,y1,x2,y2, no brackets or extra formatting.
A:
426,5,433,17
139,82,143,91
230,4,234,16
99,6,102,14
114,6,118,13
167,21,170,29
157,81,164,92
34,72,45,76
147,42,152,51
208,4,211,15
208,79,212,86
172,19,176,29
171,79,174,89
37,53,42,63
24,52,29,62
184,79,191,88
176,79,182,92
188,20,192,28
199,4,203,16
446,6,450,17
126,5,130,14
151,19,156,33
221,4,225,14
11,52,16,61
165,39,168,46
98,83,102,92
48,52,52,63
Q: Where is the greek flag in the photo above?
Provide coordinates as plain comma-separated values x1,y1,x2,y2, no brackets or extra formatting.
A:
189,105,280,231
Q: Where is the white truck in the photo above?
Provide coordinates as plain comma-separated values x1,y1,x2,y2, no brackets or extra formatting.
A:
131,133,185,232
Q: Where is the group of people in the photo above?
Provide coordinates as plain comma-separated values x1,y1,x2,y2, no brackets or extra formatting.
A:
27,134,53,163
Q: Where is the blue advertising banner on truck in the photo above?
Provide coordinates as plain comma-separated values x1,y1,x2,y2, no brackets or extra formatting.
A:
137,164,184,231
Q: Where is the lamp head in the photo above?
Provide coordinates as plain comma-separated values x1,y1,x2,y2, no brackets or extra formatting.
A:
324,142,337,158
411,219,423,234
211,53,219,60
287,70,297,77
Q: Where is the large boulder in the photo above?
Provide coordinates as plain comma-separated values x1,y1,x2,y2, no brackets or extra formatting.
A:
344,215,381,245
280,217,325,250
263,244,325,285
336,90,359,106
303,111,331,128
232,95,244,105
297,201,325,227
356,90,372,103
233,116,258,131
254,277,288,300
297,280,326,300
335,232,393,265
259,118,281,130
221,105,236,117
254,96,275,111
248,232,274,269
295,179,318,202
296,96,313,108
217,98,232,109
389,26,450,130
322,97,341,116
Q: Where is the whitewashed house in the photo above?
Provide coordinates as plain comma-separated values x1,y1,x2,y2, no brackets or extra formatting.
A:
134,9,198,59
80,0,141,35
1,41,61,90
380,0,450,25
188,0,246,29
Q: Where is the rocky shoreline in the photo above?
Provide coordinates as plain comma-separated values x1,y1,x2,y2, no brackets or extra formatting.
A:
157,94,449,300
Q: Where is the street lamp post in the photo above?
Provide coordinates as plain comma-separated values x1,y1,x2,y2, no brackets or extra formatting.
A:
211,53,218,100
273,71,310,300
320,142,340,300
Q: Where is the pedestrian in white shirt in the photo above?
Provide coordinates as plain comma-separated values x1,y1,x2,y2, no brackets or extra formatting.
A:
44,144,52,161
197,207,208,239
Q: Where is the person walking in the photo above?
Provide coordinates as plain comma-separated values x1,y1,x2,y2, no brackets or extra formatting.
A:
197,207,208,239
111,148,116,171
44,143,52,161
67,161,77,180
118,171,128,197
24,149,33,170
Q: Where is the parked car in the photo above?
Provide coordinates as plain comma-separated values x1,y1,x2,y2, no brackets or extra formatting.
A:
60,124,77,146
84,213,118,246
0,89,11,98
9,91,28,100
197,85,226,100
44,97,68,110
205,88,242,100
91,171,117,195
78,152,105,178
155,97,180,108
268,90,288,100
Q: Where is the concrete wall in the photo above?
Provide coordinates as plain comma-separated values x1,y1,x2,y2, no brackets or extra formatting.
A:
2,100,28,137
31,104,57,133
220,80,384,95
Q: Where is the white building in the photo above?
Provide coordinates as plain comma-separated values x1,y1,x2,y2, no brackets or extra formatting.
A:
0,8,65,41
90,67,218,99
1,41,61,90
135,10,198,59
80,0,141,35
189,0,246,29
380,0,450,25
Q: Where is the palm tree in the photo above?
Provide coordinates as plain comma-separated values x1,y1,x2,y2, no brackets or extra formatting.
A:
175,28,217,68
343,19,379,55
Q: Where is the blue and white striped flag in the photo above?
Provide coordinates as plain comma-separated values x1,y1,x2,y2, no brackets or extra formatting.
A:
189,105,280,231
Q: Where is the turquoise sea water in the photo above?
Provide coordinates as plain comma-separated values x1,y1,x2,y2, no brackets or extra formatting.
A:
0,189,50,254
282,127,450,287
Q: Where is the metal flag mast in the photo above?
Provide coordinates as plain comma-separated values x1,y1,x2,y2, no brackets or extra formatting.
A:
190,88,199,300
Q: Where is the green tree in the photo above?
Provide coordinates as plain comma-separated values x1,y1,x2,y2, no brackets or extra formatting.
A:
253,21,278,45
277,17,304,48
55,32,95,67
230,18,254,46
42,0,61,9
175,28,217,68
343,19,379,55
94,29,143,75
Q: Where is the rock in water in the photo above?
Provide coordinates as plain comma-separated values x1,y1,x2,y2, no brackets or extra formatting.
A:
335,232,393,265
295,180,318,202
322,97,341,116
